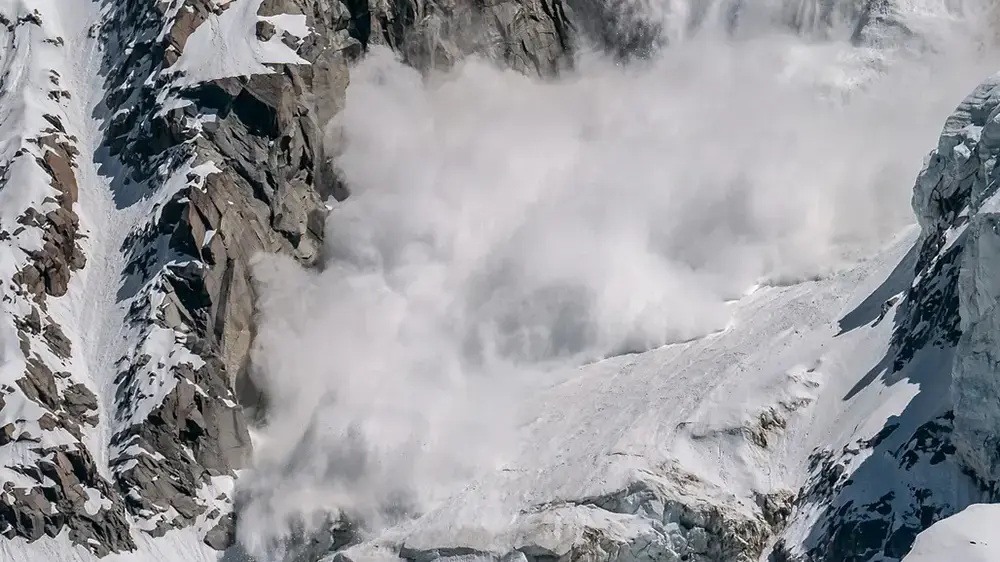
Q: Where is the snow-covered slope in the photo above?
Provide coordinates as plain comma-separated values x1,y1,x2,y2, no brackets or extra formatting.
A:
326,228,927,562
902,504,1000,562
0,0,999,561
320,210,979,562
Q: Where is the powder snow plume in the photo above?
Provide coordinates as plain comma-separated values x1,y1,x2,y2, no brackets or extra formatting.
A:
234,0,999,557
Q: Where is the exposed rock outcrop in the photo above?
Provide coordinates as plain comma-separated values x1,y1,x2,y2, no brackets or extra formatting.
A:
365,0,572,76
0,6,123,555
1,0,577,553
94,0,342,542
912,72,1000,490
86,0,576,553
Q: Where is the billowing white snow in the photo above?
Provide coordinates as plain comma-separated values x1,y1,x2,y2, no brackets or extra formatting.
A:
2,0,1000,560
316,228,921,560
241,1,1000,550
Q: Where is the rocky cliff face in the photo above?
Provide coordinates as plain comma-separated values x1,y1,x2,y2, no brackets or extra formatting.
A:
774,64,1000,562
911,72,1000,492
0,0,573,556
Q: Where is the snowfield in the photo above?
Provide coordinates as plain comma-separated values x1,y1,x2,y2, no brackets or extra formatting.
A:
903,504,1000,562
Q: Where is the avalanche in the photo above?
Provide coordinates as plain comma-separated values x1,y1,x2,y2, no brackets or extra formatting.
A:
0,0,998,562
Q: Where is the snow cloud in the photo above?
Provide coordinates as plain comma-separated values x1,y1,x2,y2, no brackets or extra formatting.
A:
235,0,998,557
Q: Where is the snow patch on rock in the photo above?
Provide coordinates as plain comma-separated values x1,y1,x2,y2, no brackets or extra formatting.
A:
169,0,308,86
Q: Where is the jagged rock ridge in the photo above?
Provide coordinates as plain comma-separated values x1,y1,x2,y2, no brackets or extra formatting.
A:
0,0,574,556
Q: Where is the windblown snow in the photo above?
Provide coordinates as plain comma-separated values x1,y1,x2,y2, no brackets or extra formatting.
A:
1,0,1000,561
242,3,1000,561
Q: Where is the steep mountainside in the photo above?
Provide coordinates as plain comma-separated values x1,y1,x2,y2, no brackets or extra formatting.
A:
0,0,998,561
0,0,573,558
